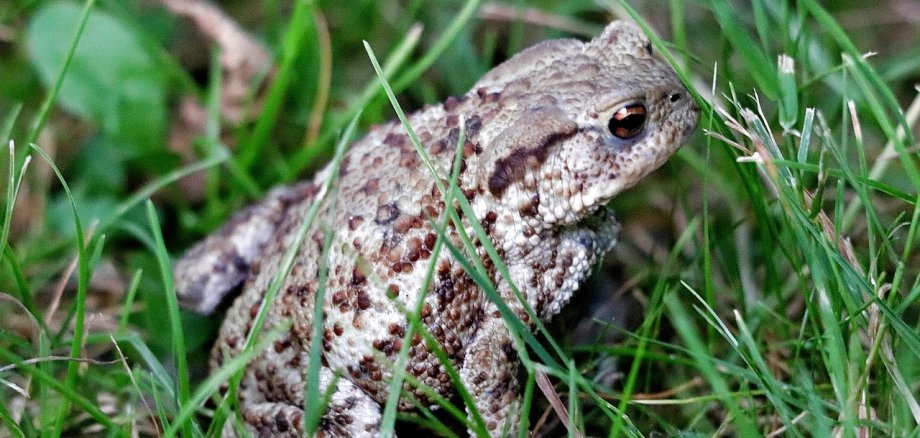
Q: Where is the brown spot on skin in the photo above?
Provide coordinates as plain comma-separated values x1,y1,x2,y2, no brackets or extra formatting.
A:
351,266,367,285
330,413,353,426
444,95,462,111
312,231,325,250
374,202,400,225
393,214,422,234
383,132,407,147
435,276,457,305
447,128,460,149
274,339,290,353
466,116,482,141
333,324,344,336
425,204,440,218
359,356,377,372
275,411,290,432
501,341,517,361
356,291,371,310
462,141,476,159
294,182,320,199
338,156,350,177
437,260,451,276
480,219,496,237
431,139,447,155
386,284,400,299
359,178,380,195
348,215,364,230
520,194,541,217
298,282,314,298
424,233,437,250
400,147,420,168
562,254,573,269
407,237,422,261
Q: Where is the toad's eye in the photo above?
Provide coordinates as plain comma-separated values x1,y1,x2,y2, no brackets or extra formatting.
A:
608,103,647,140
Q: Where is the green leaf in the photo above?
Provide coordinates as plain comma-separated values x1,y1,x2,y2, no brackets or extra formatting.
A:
27,2,167,151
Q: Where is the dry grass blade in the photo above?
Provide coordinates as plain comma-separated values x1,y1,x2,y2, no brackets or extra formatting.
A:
535,367,583,438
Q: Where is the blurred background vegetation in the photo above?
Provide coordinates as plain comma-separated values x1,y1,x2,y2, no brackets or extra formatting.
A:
0,0,918,436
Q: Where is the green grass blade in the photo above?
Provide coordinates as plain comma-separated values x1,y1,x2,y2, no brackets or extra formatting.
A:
27,143,90,437
304,117,357,435
145,200,192,437
664,292,760,436
164,326,287,437
27,0,97,145
390,0,482,92
235,0,314,171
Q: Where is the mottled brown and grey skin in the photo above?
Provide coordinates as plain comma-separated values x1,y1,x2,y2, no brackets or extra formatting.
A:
174,21,699,437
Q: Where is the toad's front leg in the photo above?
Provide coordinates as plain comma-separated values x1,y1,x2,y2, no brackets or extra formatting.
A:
235,361,385,437
459,313,523,437
217,319,386,438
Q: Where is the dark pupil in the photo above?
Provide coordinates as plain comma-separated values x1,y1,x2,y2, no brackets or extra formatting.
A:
608,103,647,140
